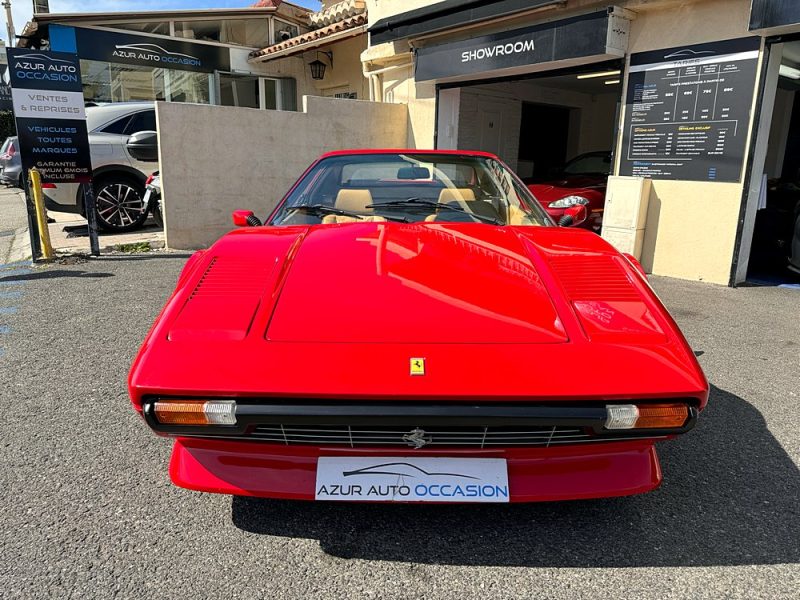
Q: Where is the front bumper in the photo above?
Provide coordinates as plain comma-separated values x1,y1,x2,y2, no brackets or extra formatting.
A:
142,399,696,502
169,437,663,502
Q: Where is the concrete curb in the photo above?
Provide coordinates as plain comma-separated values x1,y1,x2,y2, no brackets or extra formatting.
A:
4,227,32,264
53,237,166,257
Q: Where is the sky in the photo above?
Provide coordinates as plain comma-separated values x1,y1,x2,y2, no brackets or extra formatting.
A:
1,0,321,45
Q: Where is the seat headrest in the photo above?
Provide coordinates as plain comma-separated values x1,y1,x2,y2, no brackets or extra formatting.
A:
438,188,476,203
335,189,373,213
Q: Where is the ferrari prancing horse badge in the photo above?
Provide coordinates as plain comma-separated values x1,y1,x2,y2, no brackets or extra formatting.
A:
410,358,426,376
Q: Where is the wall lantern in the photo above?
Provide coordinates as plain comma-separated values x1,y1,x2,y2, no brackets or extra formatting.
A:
309,51,333,80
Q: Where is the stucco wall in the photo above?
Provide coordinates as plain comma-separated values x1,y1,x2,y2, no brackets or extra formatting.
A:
311,35,370,100
382,63,437,148
156,96,408,249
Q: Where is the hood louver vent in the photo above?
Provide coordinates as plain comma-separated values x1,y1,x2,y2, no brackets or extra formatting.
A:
190,256,272,298
549,255,640,302
169,256,276,342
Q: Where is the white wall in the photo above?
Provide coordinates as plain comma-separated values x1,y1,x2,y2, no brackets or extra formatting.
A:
456,87,522,172
453,81,619,171
157,96,408,249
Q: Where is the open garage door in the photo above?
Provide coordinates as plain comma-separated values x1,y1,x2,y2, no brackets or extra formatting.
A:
742,40,800,285
436,61,623,232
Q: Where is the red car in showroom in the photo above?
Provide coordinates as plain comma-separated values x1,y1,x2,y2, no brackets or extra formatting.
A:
129,150,707,503
527,151,611,232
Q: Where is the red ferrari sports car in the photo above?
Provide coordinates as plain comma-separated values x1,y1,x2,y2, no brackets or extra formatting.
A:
129,149,707,503
527,151,610,232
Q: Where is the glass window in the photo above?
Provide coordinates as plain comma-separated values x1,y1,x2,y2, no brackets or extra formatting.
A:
125,110,157,134
220,74,260,109
263,78,277,110
174,19,270,47
81,59,211,106
278,78,296,111
100,116,133,134
81,60,166,103
270,153,551,227
109,22,170,36
168,71,212,104
562,152,612,175
273,19,299,42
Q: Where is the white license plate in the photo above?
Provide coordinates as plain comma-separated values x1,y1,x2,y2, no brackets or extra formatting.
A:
315,457,509,502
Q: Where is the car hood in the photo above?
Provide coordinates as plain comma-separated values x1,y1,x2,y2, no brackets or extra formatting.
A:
265,223,567,344
130,223,707,402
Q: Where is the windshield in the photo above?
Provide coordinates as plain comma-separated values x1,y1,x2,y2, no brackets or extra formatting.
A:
562,153,611,176
269,153,551,227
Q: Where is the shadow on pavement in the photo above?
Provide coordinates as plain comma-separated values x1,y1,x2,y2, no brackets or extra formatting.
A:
0,270,114,282
231,385,799,567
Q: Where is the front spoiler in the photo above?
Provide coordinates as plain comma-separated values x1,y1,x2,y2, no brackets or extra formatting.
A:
169,437,663,502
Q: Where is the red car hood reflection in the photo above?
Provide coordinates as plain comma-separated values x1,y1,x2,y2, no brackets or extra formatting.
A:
267,223,567,344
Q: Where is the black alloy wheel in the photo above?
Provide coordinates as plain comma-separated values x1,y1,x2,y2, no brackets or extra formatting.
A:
94,178,148,232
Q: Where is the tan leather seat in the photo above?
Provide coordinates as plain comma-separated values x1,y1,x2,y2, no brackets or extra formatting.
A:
321,215,387,224
438,188,476,204
335,189,374,213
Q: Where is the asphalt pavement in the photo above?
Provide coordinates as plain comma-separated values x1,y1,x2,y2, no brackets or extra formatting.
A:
0,253,798,599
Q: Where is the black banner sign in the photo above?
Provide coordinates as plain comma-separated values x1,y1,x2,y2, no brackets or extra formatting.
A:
415,11,613,82
74,27,230,73
618,37,761,183
7,48,92,183
750,0,800,31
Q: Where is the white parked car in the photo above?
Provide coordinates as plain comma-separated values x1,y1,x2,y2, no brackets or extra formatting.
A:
44,102,157,232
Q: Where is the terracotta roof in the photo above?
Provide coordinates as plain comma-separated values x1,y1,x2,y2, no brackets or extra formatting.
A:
308,0,366,28
249,13,366,59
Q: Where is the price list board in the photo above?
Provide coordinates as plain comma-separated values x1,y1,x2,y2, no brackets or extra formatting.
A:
618,37,761,183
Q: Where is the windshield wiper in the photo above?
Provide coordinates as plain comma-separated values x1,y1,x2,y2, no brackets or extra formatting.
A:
366,198,503,225
287,204,407,222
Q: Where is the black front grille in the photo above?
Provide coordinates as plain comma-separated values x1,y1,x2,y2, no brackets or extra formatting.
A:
250,424,594,448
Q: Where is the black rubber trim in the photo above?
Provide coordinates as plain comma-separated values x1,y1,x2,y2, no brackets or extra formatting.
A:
141,398,699,440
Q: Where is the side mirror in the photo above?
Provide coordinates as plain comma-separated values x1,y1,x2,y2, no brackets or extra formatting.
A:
232,210,262,227
126,130,159,162
558,204,588,227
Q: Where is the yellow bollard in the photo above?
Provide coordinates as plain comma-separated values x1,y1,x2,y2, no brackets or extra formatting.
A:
28,168,54,260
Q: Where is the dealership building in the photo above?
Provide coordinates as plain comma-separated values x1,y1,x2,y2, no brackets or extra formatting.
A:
12,0,800,286
18,1,370,110
359,0,800,286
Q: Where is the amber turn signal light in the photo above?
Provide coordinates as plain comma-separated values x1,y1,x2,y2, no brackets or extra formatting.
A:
154,400,237,426
635,403,689,428
605,403,689,429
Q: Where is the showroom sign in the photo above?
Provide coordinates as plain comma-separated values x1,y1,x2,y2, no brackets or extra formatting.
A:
415,11,626,82
618,37,761,183
6,48,92,183
72,26,231,73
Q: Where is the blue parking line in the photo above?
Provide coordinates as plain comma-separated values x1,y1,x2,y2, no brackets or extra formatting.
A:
0,268,32,277
0,262,28,359
0,260,32,269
